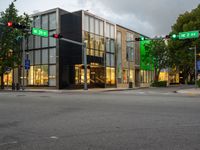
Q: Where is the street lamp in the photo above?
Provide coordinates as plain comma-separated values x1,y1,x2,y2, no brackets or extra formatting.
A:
189,45,197,88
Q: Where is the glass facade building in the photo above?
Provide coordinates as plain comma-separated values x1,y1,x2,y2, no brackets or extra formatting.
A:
2,8,154,89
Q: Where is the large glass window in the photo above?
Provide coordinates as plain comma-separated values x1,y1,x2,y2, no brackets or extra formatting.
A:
28,66,34,85
84,15,89,32
49,13,56,30
34,16,41,28
29,51,34,65
49,31,56,47
42,15,48,30
110,54,115,67
89,17,94,33
106,53,110,66
33,65,48,85
34,36,41,49
35,50,41,65
42,37,48,48
28,35,33,50
49,65,56,86
95,19,99,35
100,21,104,36
110,25,115,39
42,49,48,64
49,48,56,64
110,40,115,53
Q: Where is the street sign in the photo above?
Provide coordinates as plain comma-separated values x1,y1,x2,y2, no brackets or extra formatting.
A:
179,31,199,40
25,59,30,70
32,28,48,37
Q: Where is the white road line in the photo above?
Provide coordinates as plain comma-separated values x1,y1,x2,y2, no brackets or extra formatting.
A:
0,141,18,146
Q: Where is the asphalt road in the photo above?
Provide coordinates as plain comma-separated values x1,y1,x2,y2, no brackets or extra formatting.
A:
0,88,200,150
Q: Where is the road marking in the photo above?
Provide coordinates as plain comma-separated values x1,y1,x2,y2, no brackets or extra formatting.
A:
50,136,58,139
0,141,18,146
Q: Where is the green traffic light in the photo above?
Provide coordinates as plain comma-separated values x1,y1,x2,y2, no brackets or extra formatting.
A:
171,34,178,39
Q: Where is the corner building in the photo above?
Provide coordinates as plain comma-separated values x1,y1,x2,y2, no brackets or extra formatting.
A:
8,8,151,89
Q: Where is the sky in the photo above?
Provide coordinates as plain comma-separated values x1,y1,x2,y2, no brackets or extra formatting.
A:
0,0,199,37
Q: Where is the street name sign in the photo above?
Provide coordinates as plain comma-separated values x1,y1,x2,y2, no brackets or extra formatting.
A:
32,28,48,37
179,31,199,40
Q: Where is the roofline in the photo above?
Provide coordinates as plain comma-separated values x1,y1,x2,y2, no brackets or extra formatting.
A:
30,8,69,17
116,24,149,38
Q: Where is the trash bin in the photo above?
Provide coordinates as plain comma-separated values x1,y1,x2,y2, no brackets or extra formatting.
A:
12,83,15,90
16,83,20,90
129,82,133,88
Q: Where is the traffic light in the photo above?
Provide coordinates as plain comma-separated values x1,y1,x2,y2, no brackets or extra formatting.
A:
7,21,26,29
171,34,178,40
135,36,148,41
52,34,63,39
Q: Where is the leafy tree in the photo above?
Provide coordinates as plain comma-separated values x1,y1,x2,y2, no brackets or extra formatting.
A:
0,0,31,86
168,4,200,83
143,39,169,81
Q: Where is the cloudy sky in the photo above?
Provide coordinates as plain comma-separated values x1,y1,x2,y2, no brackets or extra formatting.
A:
0,0,199,37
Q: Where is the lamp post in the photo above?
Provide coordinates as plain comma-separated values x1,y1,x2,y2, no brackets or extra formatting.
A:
189,45,197,88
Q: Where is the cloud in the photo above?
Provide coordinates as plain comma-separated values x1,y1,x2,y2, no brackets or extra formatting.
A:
1,0,199,37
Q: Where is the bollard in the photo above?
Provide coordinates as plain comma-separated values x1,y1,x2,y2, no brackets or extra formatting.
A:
16,83,20,90
12,83,15,90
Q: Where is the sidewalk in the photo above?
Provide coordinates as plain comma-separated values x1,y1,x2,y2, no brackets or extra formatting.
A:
176,88,200,95
0,87,141,93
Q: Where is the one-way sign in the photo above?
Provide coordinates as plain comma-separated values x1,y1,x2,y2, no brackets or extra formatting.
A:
25,59,30,70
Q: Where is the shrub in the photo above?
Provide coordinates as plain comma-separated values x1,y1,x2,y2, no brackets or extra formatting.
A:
151,81,167,87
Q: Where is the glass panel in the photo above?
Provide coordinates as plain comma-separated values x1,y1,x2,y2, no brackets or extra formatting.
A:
100,37,105,51
110,25,115,39
49,48,56,64
100,51,104,58
89,17,94,33
28,66,34,85
106,39,110,52
42,37,48,48
34,50,41,65
95,50,99,57
49,65,56,86
34,16,40,28
95,19,99,35
84,15,89,32
49,31,56,47
49,13,56,30
41,65,48,85
110,54,115,67
33,66,41,85
29,50,34,65
89,34,94,49
84,32,89,48
42,49,48,64
110,40,115,53
106,23,110,37
34,36,41,49
100,21,104,36
95,35,100,50
3,71,13,85
28,35,33,50
42,15,48,30
106,67,111,84
111,68,115,84
106,53,110,66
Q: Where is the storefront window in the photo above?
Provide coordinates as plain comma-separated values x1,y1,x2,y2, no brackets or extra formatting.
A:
49,65,56,86
28,66,34,85
111,68,115,84
106,67,111,84
3,71,13,85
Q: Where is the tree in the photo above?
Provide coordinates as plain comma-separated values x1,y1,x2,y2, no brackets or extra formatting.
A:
0,0,31,87
143,40,169,81
168,4,200,83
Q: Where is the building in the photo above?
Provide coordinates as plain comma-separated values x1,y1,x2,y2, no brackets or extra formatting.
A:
1,8,151,89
